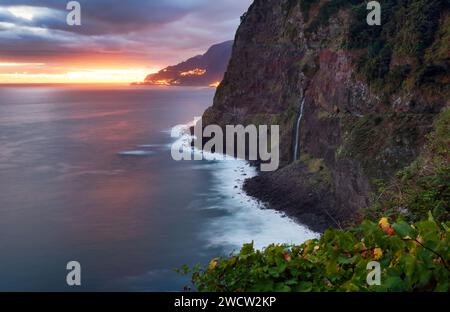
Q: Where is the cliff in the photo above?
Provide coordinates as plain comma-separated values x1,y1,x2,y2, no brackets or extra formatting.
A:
139,40,233,87
202,0,450,231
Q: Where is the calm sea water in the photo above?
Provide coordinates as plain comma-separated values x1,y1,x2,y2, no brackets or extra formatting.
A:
0,85,317,291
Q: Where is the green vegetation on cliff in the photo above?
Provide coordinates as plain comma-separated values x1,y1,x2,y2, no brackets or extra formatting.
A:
338,112,435,179
290,0,450,95
365,108,450,223
348,0,449,95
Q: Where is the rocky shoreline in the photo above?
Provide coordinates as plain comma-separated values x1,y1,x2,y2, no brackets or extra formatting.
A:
242,161,339,234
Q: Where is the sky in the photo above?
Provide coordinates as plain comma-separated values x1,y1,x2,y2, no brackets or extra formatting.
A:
0,0,252,83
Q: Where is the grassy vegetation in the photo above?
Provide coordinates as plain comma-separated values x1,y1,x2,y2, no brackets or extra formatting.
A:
365,108,450,223
339,112,434,179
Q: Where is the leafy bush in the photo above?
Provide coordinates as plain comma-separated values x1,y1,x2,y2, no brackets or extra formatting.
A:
189,214,449,292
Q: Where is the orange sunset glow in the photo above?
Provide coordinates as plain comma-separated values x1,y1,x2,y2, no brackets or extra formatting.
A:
0,1,250,84
0,60,159,84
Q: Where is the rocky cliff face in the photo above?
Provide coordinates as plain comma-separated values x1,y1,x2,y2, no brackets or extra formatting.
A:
202,0,449,231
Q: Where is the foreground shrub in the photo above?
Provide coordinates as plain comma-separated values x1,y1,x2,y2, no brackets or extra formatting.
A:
189,214,449,292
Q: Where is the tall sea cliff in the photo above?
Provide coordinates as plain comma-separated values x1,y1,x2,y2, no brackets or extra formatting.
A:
202,0,449,231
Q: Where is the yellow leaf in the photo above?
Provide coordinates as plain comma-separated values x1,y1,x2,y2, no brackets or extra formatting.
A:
373,248,383,260
209,260,218,270
378,217,390,229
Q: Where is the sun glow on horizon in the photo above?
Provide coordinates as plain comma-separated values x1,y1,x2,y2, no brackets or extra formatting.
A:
0,66,159,84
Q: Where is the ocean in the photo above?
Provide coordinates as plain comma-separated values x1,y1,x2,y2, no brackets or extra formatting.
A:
0,85,318,291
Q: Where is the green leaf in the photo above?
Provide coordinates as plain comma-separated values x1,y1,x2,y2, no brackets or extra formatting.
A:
384,275,406,292
274,283,291,292
295,281,313,292
434,280,450,292
393,221,417,238
428,211,436,223
250,280,274,292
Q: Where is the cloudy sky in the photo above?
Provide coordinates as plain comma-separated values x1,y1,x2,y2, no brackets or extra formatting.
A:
0,0,252,83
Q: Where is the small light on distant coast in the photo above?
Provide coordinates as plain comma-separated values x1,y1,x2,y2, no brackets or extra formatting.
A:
180,68,207,77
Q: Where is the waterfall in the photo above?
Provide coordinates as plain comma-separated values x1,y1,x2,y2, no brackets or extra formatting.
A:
293,97,305,161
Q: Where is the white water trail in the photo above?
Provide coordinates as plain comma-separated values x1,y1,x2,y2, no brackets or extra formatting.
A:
293,97,306,161
170,123,319,251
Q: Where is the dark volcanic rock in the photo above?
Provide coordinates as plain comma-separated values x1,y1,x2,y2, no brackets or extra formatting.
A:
244,161,336,233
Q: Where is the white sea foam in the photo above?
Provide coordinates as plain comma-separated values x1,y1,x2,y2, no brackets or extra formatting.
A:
170,124,320,251
202,160,319,251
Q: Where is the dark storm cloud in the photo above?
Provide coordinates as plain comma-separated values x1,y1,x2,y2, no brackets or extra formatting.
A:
0,0,252,66
1,0,207,35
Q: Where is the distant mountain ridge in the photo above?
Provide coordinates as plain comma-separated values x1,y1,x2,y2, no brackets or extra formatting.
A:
137,40,233,87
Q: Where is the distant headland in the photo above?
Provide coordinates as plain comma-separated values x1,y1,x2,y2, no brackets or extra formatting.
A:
133,40,233,88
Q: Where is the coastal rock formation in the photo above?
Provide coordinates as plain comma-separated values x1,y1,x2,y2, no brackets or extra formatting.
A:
202,0,449,231
138,40,233,87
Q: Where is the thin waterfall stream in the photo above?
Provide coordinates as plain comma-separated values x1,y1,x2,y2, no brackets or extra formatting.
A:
293,97,305,161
